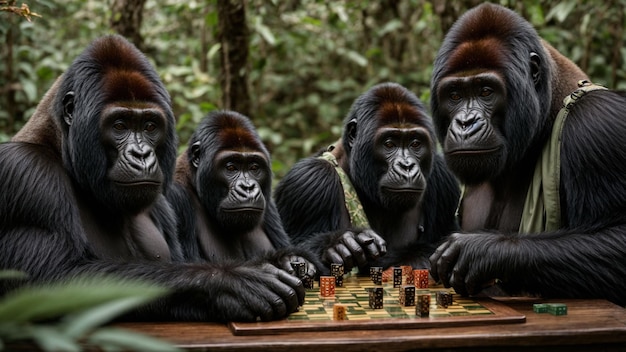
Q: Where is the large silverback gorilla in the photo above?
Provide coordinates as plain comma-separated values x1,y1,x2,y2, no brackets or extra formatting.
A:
429,3,626,306
1,35,304,322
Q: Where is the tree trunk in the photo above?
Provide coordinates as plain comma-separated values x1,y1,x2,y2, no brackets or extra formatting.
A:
110,0,146,51
217,0,250,117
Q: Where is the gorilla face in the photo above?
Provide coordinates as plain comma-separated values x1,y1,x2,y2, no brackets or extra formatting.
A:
435,72,508,184
373,126,432,210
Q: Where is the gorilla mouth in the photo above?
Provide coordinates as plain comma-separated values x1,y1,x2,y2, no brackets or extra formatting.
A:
114,180,161,187
383,187,424,194
446,146,501,156
222,207,264,213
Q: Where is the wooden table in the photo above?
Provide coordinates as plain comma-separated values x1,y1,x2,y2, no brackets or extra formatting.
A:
120,298,626,351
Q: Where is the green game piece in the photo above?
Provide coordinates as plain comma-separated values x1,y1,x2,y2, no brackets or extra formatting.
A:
547,303,567,316
533,303,549,313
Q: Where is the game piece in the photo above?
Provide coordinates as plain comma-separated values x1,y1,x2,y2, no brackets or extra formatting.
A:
393,266,402,287
302,275,314,289
369,266,383,285
291,261,306,278
532,303,548,313
413,269,429,289
320,276,336,297
416,294,430,317
402,266,414,284
547,303,567,316
331,263,344,287
436,291,453,308
399,285,416,306
368,287,384,309
333,304,347,320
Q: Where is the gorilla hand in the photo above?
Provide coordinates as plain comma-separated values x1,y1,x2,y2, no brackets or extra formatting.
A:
323,229,387,271
208,262,304,322
429,232,509,297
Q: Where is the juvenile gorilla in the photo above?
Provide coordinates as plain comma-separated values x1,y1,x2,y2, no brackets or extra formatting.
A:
1,35,304,322
429,3,626,306
275,83,460,273
168,111,319,278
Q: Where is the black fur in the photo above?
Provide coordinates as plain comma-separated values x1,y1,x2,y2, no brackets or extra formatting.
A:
0,35,304,322
275,82,460,273
429,4,626,306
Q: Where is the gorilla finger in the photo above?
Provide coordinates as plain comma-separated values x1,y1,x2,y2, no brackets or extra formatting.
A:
278,257,296,275
369,234,387,256
341,236,367,266
324,247,344,266
355,232,374,245
449,269,469,297
218,291,268,322
363,241,381,259
304,260,317,278
274,267,305,307
436,245,460,288
335,243,355,269
429,241,451,282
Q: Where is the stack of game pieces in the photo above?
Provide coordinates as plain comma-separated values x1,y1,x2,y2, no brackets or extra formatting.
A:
416,294,430,317
331,263,344,287
399,285,416,306
320,276,335,297
368,287,384,309
370,266,383,285
414,269,429,289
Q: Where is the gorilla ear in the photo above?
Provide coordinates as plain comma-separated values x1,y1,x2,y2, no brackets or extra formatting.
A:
346,118,357,150
530,52,541,87
190,141,201,169
62,91,75,126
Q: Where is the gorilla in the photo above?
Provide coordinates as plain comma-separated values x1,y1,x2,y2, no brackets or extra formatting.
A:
275,82,460,273
429,3,626,306
167,110,319,279
1,35,304,322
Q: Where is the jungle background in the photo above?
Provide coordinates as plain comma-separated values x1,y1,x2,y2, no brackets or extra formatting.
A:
2,0,626,180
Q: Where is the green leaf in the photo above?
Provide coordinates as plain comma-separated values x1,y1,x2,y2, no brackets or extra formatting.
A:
254,18,276,46
546,1,576,23
62,296,158,339
0,276,168,323
29,326,80,352
87,327,181,352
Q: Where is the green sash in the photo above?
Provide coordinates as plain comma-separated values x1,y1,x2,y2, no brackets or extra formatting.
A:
519,80,607,233
319,148,371,228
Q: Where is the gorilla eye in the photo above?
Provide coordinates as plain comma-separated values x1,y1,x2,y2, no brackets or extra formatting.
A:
144,122,157,132
480,87,493,97
113,122,126,131
225,163,238,172
249,163,260,172
410,140,422,149
383,140,395,149
450,92,461,101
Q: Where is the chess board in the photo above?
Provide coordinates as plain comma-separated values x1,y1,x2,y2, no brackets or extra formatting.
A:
229,271,525,336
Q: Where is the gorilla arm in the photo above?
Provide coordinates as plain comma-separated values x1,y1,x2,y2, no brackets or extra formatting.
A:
275,156,386,273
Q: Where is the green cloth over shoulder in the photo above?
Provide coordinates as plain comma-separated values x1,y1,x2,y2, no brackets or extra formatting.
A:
519,80,607,233
319,147,371,228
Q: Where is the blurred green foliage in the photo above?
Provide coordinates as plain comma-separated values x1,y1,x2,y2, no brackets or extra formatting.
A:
0,272,180,351
2,0,626,180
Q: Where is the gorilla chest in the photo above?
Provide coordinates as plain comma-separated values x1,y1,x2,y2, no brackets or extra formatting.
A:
79,208,171,261
194,212,275,262
460,182,525,232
